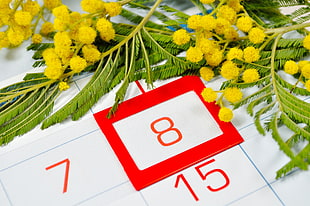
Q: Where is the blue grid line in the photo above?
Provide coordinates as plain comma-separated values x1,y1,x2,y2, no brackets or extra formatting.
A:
225,184,269,206
0,179,13,206
238,145,285,205
73,180,130,206
139,191,150,206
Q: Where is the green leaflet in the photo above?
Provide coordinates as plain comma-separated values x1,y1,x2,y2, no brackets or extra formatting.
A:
276,144,310,178
0,85,59,145
286,125,310,146
42,52,119,128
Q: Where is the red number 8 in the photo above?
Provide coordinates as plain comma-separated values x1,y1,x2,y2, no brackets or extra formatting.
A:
150,117,183,146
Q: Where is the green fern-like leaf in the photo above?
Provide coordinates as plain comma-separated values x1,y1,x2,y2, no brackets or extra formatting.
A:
276,143,310,178
0,84,59,145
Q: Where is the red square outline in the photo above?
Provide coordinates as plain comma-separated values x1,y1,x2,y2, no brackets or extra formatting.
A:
94,76,243,190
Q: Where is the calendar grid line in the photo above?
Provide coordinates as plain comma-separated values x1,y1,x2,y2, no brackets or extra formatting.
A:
139,191,150,206
0,179,13,206
73,180,130,206
225,184,270,206
238,145,286,205
0,128,99,172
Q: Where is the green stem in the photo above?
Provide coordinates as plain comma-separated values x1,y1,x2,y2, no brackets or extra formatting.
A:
209,0,228,16
0,80,55,104
271,33,283,110
100,0,163,58
119,0,135,6
265,22,310,35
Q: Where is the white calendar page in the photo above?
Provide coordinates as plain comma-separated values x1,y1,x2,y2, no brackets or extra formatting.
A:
1,3,310,206
0,71,309,206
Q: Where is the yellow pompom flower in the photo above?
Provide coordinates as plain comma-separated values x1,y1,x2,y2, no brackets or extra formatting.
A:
40,22,54,35
248,27,266,44
55,46,73,63
227,0,243,12
217,5,237,24
305,80,310,92
42,48,58,63
53,18,68,31
224,87,243,103
70,56,87,73
201,88,217,102
23,0,41,16
301,63,310,79
186,46,203,63
59,81,70,91
43,0,61,10
284,60,299,75
224,27,239,40
78,26,97,44
0,32,9,48
201,15,216,31
44,65,64,80
7,29,24,46
242,69,260,83
99,30,115,42
236,16,252,32
82,45,101,63
298,60,309,70
215,17,231,35
104,2,122,17
96,17,115,42
205,48,223,67
227,47,243,60
31,33,42,44
81,0,105,13
200,67,214,81
218,107,234,122
52,5,69,21
197,38,216,55
243,46,260,63
220,61,239,80
187,15,202,30
172,29,190,45
303,34,310,50
14,11,32,26
200,0,215,3
54,31,72,48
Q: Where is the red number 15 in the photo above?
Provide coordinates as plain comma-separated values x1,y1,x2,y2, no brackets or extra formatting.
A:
175,159,230,201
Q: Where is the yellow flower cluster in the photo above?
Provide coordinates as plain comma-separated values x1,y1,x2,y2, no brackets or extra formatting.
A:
171,0,266,122
284,39,310,92
172,0,263,80
59,81,70,91
38,0,122,88
0,0,41,48
0,0,121,86
0,0,119,93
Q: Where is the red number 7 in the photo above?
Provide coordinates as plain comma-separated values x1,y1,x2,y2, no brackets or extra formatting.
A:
195,159,230,192
45,158,70,193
